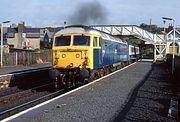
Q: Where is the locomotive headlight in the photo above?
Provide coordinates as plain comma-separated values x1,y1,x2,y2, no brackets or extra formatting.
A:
69,63,73,67
62,54,66,58
76,54,80,58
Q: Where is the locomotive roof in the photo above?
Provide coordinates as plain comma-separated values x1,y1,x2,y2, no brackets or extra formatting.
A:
56,25,127,44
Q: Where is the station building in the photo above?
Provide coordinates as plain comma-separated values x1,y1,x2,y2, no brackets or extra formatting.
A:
166,29,180,55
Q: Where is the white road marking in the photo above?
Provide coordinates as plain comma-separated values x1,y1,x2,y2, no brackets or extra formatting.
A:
1,62,136,122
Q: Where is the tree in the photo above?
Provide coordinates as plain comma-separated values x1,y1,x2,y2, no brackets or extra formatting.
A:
139,23,162,34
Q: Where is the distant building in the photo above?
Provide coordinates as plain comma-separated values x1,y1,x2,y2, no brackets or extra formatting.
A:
5,22,63,50
43,30,54,48
7,22,41,50
42,27,63,48
166,28,180,54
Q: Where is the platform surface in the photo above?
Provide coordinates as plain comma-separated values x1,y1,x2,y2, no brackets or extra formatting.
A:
0,63,51,75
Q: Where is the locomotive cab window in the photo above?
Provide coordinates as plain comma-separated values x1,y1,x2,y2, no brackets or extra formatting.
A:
73,36,90,46
54,36,71,46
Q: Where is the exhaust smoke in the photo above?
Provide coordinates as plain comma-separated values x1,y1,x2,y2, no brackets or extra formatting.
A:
68,1,107,25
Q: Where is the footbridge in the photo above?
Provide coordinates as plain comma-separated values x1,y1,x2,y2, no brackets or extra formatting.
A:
90,25,167,62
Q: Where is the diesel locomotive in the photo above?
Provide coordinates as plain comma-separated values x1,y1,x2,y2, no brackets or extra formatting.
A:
49,25,139,87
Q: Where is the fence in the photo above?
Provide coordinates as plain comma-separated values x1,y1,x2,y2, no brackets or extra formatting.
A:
3,51,51,66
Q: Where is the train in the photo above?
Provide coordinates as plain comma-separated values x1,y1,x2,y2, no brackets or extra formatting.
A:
49,25,139,87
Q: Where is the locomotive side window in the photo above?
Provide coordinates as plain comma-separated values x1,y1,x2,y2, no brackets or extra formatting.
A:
99,38,102,47
93,37,97,47
54,36,71,46
73,36,90,46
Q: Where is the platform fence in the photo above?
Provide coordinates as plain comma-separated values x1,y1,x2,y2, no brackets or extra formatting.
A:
2,51,51,66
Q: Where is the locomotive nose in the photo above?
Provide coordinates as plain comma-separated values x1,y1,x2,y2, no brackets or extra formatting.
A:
53,49,89,68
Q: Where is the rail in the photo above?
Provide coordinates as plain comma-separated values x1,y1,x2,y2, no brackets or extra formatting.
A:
0,82,63,120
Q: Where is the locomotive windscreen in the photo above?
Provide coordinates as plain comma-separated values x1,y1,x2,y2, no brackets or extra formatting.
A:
54,36,71,46
73,36,90,46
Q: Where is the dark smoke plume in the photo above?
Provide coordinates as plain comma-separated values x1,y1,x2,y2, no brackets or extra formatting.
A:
68,1,107,25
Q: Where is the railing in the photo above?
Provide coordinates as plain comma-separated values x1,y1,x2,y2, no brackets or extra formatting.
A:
91,25,166,44
2,51,51,66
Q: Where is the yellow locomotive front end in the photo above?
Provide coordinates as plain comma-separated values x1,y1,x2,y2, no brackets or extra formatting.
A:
52,34,93,69
49,30,101,88
49,26,101,88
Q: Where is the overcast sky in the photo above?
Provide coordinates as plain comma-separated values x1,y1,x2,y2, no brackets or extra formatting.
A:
0,0,179,27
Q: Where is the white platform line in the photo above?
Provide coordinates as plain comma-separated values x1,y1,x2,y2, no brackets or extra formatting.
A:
1,62,136,122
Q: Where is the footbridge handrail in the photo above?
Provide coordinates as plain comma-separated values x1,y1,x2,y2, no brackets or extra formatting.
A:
90,25,166,44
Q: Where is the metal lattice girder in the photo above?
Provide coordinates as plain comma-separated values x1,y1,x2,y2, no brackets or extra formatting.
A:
91,25,166,44
154,44,167,62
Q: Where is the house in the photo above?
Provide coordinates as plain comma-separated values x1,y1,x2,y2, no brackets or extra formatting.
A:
43,30,55,48
7,22,41,50
42,27,63,48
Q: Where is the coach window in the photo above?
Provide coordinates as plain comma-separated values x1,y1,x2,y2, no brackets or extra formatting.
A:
93,37,98,47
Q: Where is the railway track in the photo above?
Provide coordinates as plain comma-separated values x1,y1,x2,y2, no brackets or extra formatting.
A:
0,75,100,121
0,80,80,121
0,75,105,120
0,82,58,120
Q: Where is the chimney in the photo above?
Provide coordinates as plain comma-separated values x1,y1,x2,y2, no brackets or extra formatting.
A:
18,21,25,33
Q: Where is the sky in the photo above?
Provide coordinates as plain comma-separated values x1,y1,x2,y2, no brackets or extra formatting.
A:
0,0,179,27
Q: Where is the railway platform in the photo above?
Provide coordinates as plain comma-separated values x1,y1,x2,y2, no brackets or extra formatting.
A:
0,63,51,75
3,61,179,122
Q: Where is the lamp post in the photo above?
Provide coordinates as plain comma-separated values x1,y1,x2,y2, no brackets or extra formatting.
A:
162,17,175,75
1,21,10,67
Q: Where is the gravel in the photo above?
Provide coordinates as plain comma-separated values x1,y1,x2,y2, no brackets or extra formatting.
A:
113,62,179,122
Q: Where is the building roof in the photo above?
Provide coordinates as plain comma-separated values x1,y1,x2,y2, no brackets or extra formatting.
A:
7,28,18,33
46,27,63,33
22,28,40,33
7,27,41,34
47,32,55,39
